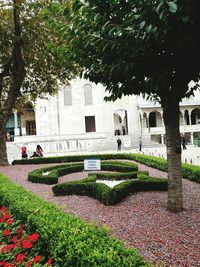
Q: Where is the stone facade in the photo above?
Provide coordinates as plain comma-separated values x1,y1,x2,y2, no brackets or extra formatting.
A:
12,78,200,153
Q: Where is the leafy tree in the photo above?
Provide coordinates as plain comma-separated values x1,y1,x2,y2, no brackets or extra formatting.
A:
44,0,200,212
0,0,75,166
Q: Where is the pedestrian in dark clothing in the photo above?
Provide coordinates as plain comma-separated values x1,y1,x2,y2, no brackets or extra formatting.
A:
117,138,122,151
139,138,142,152
181,135,187,150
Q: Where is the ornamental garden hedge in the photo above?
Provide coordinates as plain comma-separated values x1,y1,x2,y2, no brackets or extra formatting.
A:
13,153,200,184
0,173,152,267
27,161,168,205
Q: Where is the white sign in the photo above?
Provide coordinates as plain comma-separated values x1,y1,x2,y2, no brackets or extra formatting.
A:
123,138,131,147
84,159,101,171
21,127,26,136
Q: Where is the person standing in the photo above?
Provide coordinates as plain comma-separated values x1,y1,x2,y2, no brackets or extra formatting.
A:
139,137,142,152
117,138,122,151
181,134,187,150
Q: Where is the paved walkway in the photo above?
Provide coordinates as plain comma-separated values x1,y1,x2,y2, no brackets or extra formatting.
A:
0,160,199,267
7,142,200,166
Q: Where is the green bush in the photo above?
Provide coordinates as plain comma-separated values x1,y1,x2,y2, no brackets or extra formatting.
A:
28,161,138,185
96,172,138,181
52,168,168,205
12,154,125,165
0,173,151,267
14,152,200,184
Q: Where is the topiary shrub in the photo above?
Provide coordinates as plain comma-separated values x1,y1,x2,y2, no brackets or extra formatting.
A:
28,161,138,185
50,162,168,205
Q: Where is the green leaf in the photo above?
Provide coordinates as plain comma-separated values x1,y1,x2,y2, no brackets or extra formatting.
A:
139,21,145,29
146,24,152,33
168,2,177,13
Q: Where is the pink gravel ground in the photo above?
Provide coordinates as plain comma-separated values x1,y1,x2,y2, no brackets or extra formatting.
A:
0,162,199,267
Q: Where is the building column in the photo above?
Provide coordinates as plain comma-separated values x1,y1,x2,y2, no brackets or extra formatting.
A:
188,111,191,125
160,113,164,126
14,110,20,136
190,132,194,145
161,134,164,145
146,113,150,132
181,111,185,126
140,113,143,133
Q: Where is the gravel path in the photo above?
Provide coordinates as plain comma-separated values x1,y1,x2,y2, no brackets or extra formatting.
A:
0,162,200,267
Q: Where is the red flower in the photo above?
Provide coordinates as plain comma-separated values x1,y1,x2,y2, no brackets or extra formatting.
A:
28,233,39,242
23,240,33,249
12,236,18,243
16,228,23,236
0,207,6,211
5,244,15,252
33,255,41,263
47,258,52,266
0,261,6,266
25,262,31,267
1,213,11,223
16,253,25,262
4,263,15,267
6,219,14,225
17,240,22,247
3,229,11,236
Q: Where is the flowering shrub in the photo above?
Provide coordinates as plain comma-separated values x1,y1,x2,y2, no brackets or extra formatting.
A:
0,206,52,267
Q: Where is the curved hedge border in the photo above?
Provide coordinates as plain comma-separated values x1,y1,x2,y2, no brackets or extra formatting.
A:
14,153,200,184
52,172,168,205
0,173,151,267
28,161,138,184
28,161,167,205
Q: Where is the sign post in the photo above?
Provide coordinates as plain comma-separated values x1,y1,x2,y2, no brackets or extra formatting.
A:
123,138,131,148
84,159,101,171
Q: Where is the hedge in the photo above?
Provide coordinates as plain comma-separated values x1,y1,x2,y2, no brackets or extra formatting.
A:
13,153,200,184
52,172,168,205
28,161,138,184
0,173,151,267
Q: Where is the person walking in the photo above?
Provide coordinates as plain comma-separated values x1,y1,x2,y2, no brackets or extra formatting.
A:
117,138,122,151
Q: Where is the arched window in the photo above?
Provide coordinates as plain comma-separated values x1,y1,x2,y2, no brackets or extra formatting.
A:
149,112,157,127
191,108,200,125
113,109,128,135
63,85,72,106
84,84,93,105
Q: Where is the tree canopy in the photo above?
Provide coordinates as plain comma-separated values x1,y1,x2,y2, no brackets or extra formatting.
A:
0,0,76,165
44,0,200,212
44,0,200,102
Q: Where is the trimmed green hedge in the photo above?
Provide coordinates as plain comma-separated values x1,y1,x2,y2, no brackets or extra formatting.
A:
28,161,138,184
52,172,168,205
0,173,151,267
12,154,126,165
128,154,200,183
13,153,200,184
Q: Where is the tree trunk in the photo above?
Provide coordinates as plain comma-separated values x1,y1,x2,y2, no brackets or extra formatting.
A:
0,0,25,166
162,98,183,213
0,121,9,166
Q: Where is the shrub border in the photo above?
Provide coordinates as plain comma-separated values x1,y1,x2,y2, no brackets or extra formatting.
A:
0,173,151,267
13,153,200,184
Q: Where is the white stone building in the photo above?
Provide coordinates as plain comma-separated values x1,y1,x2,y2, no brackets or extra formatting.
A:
12,78,200,154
